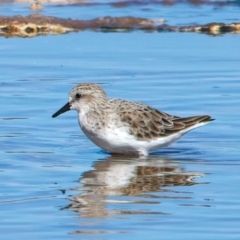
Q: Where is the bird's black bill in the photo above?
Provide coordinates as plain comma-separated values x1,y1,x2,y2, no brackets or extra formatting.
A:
52,102,70,118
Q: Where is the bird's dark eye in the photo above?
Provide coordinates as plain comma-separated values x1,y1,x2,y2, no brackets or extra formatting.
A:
76,93,81,99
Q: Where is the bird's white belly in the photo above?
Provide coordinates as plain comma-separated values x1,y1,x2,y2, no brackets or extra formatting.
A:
81,124,139,154
80,123,181,156
79,113,208,156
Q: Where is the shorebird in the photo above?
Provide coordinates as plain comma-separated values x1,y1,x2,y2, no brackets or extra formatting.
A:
52,83,214,156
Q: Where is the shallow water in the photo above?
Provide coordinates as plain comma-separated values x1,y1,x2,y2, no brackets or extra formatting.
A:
1,2,240,240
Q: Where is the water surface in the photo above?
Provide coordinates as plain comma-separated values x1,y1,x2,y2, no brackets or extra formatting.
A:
0,2,240,240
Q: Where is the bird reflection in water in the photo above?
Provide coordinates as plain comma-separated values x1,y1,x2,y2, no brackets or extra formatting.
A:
65,155,205,218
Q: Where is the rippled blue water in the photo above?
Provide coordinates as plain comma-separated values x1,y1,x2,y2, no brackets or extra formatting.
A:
1,2,240,240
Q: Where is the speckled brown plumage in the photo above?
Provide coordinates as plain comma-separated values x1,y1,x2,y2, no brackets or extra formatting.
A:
110,99,213,140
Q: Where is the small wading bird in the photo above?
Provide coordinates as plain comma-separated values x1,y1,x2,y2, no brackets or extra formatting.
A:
52,83,214,156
